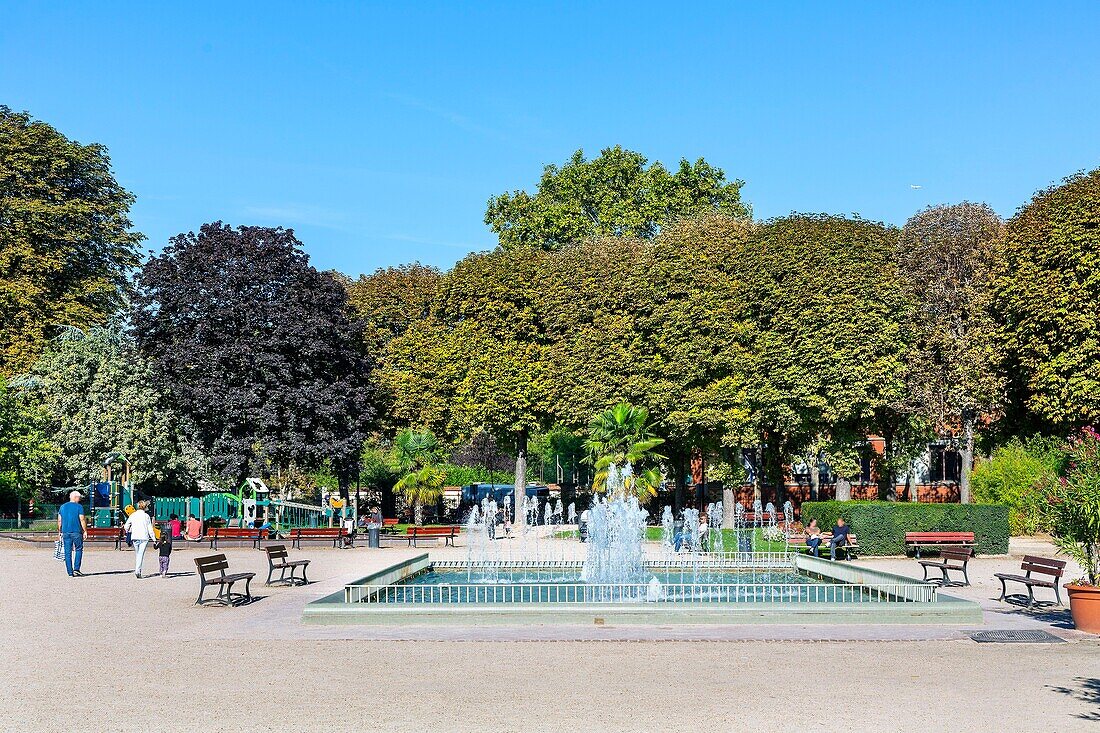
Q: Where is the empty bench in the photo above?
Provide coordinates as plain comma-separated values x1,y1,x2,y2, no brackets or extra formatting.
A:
917,547,973,586
405,526,460,547
194,554,256,606
788,533,859,560
291,527,344,549
264,544,310,586
381,518,400,534
206,527,268,550
994,555,1067,607
904,532,974,558
85,527,123,550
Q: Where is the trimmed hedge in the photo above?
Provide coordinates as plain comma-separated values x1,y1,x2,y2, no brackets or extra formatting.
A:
800,501,1010,556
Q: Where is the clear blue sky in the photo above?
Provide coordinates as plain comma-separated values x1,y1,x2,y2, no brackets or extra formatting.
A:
3,2,1098,276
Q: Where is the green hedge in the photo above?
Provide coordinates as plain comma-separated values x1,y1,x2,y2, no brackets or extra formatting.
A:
800,501,1010,556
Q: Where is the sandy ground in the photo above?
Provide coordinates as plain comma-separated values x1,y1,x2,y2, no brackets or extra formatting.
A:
0,534,1097,733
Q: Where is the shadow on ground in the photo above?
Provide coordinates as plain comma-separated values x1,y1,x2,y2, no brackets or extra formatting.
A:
1048,677,1100,721
991,603,1075,629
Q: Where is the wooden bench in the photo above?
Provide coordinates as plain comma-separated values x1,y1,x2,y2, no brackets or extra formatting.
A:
193,554,256,606
264,544,310,586
291,527,344,549
207,527,268,550
742,513,787,524
994,555,1067,607
787,533,859,560
381,518,400,534
405,525,460,547
917,547,972,586
85,527,123,550
904,531,975,558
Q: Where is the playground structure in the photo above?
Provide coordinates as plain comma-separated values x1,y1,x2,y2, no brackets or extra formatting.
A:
153,477,329,534
89,453,134,528
85,449,338,535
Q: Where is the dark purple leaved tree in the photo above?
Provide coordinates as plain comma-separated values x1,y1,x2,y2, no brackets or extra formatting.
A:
131,223,376,493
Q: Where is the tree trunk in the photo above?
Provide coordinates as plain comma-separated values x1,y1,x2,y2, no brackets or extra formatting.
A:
722,487,735,529
414,502,424,526
673,449,682,510
877,429,897,502
809,451,818,501
753,440,764,503
959,411,975,504
513,430,528,530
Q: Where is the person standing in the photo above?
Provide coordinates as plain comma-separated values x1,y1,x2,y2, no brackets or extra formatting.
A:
124,500,157,578
155,532,173,577
56,490,88,577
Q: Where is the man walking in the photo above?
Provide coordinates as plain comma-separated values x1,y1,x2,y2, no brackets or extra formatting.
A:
57,490,88,577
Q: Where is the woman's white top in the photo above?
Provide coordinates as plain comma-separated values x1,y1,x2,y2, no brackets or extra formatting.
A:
125,510,157,541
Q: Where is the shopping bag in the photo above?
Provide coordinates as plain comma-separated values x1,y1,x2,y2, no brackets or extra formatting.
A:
53,539,65,562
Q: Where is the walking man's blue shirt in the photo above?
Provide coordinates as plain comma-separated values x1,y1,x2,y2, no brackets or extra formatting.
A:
57,498,85,576
58,502,84,533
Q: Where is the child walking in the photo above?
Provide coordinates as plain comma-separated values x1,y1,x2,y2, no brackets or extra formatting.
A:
156,532,172,577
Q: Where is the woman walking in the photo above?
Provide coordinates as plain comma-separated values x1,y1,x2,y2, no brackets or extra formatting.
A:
124,500,157,578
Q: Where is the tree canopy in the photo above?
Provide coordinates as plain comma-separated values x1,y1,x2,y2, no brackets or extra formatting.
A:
0,107,142,375
993,168,1100,430
25,326,203,492
131,223,376,488
485,146,748,251
898,203,1006,501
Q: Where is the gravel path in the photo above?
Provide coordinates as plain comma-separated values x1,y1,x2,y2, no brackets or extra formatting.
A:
1,537,1096,732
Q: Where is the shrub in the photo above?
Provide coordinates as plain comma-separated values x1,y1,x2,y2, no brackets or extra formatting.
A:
800,501,1010,555
971,437,1063,535
1039,428,1100,586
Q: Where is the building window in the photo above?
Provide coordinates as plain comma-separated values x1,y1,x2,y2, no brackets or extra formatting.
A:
928,444,961,483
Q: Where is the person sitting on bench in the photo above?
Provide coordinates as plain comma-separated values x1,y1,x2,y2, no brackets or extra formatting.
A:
829,517,851,560
805,518,823,556
185,514,203,541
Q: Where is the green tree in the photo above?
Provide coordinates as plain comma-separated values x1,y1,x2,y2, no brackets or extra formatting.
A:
25,326,204,492
345,263,443,358
898,203,1006,503
0,107,143,375
0,376,57,506
585,402,666,500
392,429,446,524
485,146,748,250
993,168,1100,430
735,215,912,501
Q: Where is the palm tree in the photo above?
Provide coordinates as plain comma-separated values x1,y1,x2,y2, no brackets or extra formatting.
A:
585,402,666,500
393,429,445,525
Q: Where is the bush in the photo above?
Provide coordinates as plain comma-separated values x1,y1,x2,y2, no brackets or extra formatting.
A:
800,501,1010,555
971,437,1063,535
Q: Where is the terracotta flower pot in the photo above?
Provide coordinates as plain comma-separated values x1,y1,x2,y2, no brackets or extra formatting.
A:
1066,583,1100,634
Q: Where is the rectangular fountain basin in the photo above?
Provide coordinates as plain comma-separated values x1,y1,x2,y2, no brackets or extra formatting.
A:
302,553,981,625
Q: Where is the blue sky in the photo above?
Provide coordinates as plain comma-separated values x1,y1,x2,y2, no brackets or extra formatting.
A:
3,2,1098,276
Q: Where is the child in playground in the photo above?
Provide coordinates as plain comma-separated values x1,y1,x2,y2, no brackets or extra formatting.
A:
156,531,173,577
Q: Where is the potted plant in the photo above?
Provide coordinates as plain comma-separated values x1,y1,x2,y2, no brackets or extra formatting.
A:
1042,427,1100,633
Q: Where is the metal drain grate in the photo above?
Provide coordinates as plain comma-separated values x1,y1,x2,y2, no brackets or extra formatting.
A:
971,629,1064,643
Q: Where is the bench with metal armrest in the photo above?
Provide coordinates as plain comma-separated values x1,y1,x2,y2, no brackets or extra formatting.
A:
193,554,256,606
264,544,310,586
994,555,1067,607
